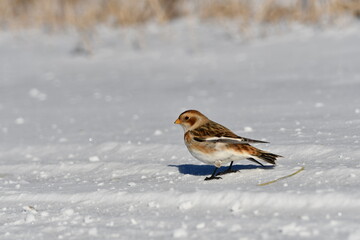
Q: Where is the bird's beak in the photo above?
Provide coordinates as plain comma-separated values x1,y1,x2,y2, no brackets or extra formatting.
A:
174,119,181,124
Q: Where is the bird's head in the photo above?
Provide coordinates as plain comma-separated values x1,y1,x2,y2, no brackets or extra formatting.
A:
174,110,208,132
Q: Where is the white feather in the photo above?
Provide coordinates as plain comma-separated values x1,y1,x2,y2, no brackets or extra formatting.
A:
202,136,250,144
186,143,250,167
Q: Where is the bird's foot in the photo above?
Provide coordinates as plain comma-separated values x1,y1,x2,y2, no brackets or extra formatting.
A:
204,175,222,181
217,169,239,176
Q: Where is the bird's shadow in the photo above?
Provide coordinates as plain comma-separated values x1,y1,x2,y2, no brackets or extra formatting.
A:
168,164,275,176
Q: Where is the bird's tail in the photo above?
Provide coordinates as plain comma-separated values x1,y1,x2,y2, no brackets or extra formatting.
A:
256,150,283,165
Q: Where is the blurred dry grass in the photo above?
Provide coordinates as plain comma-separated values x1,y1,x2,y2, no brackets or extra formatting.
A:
200,0,360,23
0,0,359,30
0,0,181,30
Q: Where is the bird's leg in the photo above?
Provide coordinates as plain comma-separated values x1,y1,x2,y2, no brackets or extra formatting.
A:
247,158,265,167
228,161,234,171
204,167,222,181
218,161,239,175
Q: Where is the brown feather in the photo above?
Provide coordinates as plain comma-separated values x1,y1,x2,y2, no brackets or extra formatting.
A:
191,121,238,139
184,131,217,154
229,144,282,165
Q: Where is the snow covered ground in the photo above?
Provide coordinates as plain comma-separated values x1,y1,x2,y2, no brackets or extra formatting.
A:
1,21,360,239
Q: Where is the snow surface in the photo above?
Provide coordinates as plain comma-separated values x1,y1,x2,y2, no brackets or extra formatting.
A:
0,22,360,239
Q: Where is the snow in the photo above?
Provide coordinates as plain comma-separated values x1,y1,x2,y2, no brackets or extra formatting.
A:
1,21,360,239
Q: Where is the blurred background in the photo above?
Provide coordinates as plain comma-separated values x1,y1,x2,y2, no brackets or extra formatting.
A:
1,2,360,239
1,0,359,30
1,0,359,55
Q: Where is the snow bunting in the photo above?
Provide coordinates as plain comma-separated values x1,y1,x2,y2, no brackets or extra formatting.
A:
174,110,282,180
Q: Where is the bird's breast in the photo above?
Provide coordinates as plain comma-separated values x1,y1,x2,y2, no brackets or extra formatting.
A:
184,132,236,164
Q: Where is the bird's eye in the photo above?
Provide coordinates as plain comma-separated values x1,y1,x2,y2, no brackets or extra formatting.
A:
184,116,189,120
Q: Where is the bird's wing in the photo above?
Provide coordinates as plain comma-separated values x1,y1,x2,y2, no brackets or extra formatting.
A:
191,121,269,144
193,136,269,144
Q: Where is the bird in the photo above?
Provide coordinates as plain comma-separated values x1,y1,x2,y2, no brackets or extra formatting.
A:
174,110,282,180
